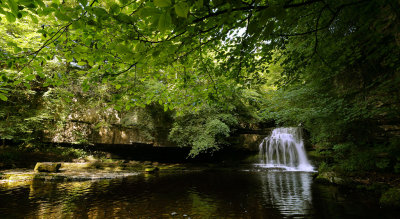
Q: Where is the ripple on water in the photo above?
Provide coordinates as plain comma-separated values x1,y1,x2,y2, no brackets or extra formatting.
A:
0,170,399,218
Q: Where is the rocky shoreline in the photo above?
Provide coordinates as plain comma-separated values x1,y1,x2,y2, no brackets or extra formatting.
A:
0,160,197,188
315,170,400,208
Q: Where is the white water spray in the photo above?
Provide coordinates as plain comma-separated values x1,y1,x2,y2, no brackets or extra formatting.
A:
257,127,314,171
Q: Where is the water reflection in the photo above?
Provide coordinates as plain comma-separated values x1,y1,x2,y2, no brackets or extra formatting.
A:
260,171,312,218
0,170,399,218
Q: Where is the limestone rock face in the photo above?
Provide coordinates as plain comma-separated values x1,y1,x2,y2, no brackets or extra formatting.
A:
34,162,61,173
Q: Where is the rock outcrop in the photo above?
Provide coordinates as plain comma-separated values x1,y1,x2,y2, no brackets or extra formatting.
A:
34,162,61,173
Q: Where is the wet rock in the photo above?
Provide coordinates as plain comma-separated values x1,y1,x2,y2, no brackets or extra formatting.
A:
34,162,61,173
145,167,159,173
128,160,139,165
72,158,86,163
315,171,345,185
84,156,97,162
380,187,400,208
143,161,152,165
4,173,36,181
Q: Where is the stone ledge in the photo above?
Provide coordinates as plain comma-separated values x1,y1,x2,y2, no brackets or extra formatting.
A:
34,162,61,173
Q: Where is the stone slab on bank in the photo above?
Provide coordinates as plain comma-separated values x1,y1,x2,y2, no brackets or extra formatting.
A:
34,162,61,173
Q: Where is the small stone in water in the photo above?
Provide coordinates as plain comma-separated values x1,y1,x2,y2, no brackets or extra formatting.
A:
171,212,177,216
183,214,188,217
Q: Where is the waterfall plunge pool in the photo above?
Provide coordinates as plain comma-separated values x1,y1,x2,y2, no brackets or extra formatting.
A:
1,127,398,218
0,168,399,218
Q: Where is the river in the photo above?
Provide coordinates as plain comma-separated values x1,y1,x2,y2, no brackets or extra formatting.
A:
0,168,398,218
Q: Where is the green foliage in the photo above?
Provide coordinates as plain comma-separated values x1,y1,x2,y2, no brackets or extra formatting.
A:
0,0,399,167
380,188,400,208
0,144,88,168
255,0,400,173
318,161,331,173
169,104,239,157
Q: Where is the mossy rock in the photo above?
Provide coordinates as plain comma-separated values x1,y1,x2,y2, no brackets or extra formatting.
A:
34,162,61,173
380,188,400,208
315,171,346,185
5,173,36,181
145,167,159,173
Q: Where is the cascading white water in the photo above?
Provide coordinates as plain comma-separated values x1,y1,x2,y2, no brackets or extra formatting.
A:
257,127,314,171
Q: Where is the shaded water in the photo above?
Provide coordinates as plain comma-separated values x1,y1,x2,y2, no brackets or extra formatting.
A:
0,169,398,218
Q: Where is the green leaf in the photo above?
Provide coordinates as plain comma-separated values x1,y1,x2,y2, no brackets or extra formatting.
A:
25,2,37,9
115,13,132,23
195,0,203,8
116,43,130,54
174,2,189,18
35,0,45,8
115,84,121,89
5,12,16,22
0,93,7,101
139,7,160,18
54,11,71,21
78,0,88,7
152,50,161,57
135,42,146,52
25,75,36,81
7,0,18,14
154,0,171,8
157,11,171,32
109,3,120,14
37,72,45,78
29,14,38,23
92,7,108,19
13,45,22,53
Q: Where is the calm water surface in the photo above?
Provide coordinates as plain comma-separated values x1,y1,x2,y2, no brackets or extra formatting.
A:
0,169,398,218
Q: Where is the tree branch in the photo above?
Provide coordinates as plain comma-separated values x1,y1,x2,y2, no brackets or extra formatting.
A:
16,0,98,73
274,0,368,37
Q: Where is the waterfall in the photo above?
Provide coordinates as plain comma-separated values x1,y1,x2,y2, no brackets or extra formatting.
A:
257,127,314,171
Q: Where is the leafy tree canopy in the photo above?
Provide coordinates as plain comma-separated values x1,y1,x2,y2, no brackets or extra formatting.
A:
2,0,394,106
1,0,399,164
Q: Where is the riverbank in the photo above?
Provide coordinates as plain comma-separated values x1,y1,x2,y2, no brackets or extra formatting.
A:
0,159,202,186
0,144,92,170
315,170,400,208
2,143,399,209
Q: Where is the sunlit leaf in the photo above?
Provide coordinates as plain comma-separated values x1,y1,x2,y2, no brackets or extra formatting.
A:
0,93,7,101
5,12,16,22
154,0,171,8
174,2,189,18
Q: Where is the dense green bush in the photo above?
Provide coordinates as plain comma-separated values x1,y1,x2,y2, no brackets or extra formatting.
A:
169,105,239,157
380,188,400,208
